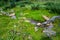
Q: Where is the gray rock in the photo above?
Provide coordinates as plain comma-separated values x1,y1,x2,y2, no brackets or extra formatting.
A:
42,16,60,24
11,16,16,19
43,28,56,37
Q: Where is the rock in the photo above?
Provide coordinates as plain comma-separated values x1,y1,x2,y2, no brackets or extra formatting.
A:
9,13,15,16
50,16,60,22
9,12,16,19
43,28,56,37
43,16,60,24
36,23,42,26
1,11,6,15
42,15,50,20
11,16,16,19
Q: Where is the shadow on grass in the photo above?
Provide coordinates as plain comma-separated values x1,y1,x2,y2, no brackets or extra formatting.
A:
40,36,53,40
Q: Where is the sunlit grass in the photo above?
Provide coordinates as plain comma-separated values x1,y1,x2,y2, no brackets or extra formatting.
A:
0,6,60,40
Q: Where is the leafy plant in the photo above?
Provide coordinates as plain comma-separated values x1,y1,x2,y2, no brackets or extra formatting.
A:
31,4,40,10
44,2,60,14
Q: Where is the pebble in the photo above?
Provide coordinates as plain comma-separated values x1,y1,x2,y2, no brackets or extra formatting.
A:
11,16,16,19
9,13,15,16
36,23,42,26
42,15,50,20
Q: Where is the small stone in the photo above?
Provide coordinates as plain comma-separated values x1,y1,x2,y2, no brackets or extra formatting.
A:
1,11,6,14
36,23,42,26
42,15,50,20
9,13,15,16
11,16,16,19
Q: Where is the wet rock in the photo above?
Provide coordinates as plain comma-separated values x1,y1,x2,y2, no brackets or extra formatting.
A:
45,16,60,24
43,28,56,37
50,16,60,22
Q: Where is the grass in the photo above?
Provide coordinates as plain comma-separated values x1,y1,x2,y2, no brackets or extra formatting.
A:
0,6,60,40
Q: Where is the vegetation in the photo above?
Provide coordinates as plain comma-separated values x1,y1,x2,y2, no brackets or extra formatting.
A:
44,2,60,14
0,0,60,40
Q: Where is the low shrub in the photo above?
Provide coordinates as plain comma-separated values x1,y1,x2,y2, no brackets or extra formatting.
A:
44,2,60,14
31,4,40,10
4,2,16,10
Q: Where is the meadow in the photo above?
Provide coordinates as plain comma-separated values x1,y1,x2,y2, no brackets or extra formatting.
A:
0,1,60,40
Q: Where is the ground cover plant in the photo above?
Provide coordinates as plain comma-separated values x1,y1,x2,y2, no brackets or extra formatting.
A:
0,1,60,40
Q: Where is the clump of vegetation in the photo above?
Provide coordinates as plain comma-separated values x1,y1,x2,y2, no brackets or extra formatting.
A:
31,4,40,10
44,2,60,14
19,1,32,7
0,0,60,40
4,2,16,10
